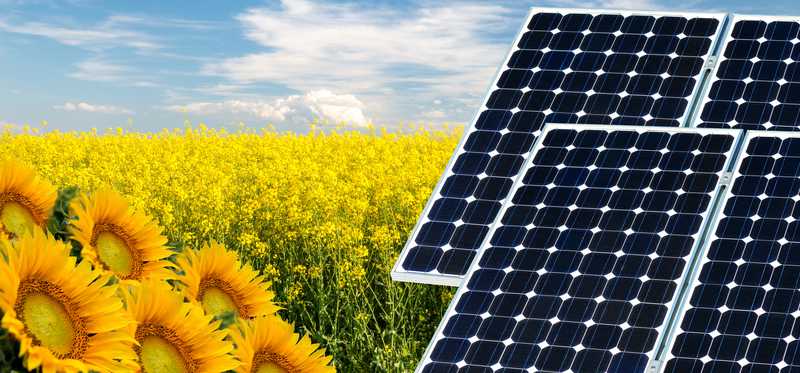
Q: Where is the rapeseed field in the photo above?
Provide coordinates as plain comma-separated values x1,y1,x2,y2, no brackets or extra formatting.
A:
0,125,461,372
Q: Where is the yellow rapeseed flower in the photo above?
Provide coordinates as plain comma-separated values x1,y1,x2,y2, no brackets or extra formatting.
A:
0,125,461,369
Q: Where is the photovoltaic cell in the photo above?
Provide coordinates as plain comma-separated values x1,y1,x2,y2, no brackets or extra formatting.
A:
664,132,800,372
393,8,726,286
416,124,739,373
696,16,800,130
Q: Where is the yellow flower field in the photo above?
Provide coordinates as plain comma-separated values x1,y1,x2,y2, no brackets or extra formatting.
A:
0,125,461,372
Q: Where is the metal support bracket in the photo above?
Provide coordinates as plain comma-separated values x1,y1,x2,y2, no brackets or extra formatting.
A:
704,55,718,70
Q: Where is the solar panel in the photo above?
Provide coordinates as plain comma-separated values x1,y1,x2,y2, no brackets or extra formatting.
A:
695,15,800,130
393,8,727,286
663,132,800,372
416,124,740,372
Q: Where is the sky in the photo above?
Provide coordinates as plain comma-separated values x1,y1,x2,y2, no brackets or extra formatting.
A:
0,0,796,132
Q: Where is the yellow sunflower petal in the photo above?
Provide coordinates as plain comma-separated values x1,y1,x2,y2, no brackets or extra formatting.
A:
125,278,239,373
231,316,335,373
69,188,174,284
175,241,279,319
0,230,137,373
0,160,56,240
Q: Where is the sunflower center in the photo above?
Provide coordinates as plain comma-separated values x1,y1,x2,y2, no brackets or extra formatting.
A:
136,323,197,373
95,231,134,276
141,335,188,373
201,287,238,316
13,279,88,359
252,351,296,373
0,200,39,239
198,278,248,317
256,362,289,373
91,224,142,279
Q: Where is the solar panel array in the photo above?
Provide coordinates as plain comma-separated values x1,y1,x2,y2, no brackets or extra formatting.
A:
417,125,739,373
393,9,726,285
664,132,800,372
697,16,800,130
392,8,800,373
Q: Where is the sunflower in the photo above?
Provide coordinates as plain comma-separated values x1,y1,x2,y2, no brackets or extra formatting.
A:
175,242,279,318
123,278,239,373
0,230,138,373
0,160,57,240
231,316,334,373
69,188,173,283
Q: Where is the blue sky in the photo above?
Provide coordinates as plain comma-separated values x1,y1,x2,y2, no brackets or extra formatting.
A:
0,0,796,132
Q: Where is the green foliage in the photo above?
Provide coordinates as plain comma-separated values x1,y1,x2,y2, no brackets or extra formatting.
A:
46,185,79,240
243,222,455,372
0,128,462,372
214,310,238,330
46,185,82,258
0,317,25,373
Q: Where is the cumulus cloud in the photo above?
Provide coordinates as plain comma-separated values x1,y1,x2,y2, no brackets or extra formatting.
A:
203,0,512,101
165,90,369,127
54,102,133,115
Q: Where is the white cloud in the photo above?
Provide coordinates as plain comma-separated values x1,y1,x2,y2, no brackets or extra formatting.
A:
594,0,663,9
422,110,447,119
131,81,159,87
545,0,664,10
0,12,222,51
67,59,129,82
0,13,214,88
0,16,159,85
193,84,254,98
203,1,513,105
165,90,369,127
66,58,159,87
0,18,159,51
103,15,224,31
54,102,133,115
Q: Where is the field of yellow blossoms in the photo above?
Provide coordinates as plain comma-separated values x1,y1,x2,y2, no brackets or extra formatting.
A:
0,125,460,372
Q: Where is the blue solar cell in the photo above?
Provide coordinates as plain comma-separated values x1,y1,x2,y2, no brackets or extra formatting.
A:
590,14,624,32
550,32,584,50
697,16,800,130
733,20,767,39
637,55,672,74
663,132,800,373
417,125,737,372
506,50,543,69
394,9,725,286
581,33,615,52
622,16,656,34
669,57,705,76
725,39,760,59
528,12,561,31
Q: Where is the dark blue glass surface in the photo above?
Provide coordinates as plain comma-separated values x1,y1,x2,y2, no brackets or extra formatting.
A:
401,10,721,279
422,127,734,372
665,134,800,372
698,18,800,130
